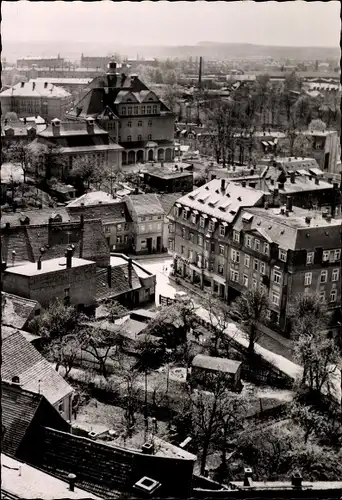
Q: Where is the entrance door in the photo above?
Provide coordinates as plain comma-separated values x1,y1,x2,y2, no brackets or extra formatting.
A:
156,236,161,252
148,149,154,161
147,238,153,253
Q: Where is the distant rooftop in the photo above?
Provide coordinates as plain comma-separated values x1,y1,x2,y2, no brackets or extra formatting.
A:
67,190,118,208
30,77,93,85
0,81,71,98
249,206,342,230
5,256,95,277
192,354,242,374
1,454,101,500
142,163,193,179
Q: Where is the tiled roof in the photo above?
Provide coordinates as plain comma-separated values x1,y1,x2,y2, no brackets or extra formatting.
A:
31,77,93,85
1,208,70,228
0,81,71,98
234,207,342,251
1,382,43,457
192,354,241,374
126,193,164,216
2,330,73,405
157,193,183,217
1,292,39,330
1,219,110,267
68,201,131,224
66,191,117,208
1,121,43,137
38,121,108,138
173,180,264,224
37,426,195,499
96,264,141,301
267,176,334,194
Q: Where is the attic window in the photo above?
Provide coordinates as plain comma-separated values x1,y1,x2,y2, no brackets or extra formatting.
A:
230,210,236,215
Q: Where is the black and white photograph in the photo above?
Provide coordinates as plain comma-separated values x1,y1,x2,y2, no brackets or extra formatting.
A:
1,1,341,499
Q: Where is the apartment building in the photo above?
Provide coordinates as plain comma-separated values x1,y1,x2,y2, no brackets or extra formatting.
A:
16,55,65,69
229,205,342,336
65,62,175,164
0,81,73,121
168,179,264,299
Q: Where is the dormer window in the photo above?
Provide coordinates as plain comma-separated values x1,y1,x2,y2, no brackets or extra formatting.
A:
183,209,187,220
279,248,287,262
245,235,252,248
233,230,240,243
219,225,226,237
200,217,205,228
208,220,215,232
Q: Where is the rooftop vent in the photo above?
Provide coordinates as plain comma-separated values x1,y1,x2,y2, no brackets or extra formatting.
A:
133,477,161,496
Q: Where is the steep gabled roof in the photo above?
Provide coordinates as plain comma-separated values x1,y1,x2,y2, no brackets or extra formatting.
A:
96,264,141,302
126,193,164,217
2,330,74,405
1,292,40,330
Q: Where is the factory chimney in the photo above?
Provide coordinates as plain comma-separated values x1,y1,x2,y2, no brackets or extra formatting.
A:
198,56,203,89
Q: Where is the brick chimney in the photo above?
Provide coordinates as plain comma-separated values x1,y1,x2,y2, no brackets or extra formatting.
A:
286,196,293,212
68,473,76,492
66,247,73,269
221,178,226,191
128,258,133,288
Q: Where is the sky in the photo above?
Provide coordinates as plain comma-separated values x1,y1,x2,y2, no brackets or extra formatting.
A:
2,1,340,48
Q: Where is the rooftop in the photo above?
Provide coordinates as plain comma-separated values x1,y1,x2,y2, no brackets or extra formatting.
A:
5,256,95,277
126,193,165,216
174,179,264,224
0,81,71,98
192,354,242,374
142,163,193,179
67,190,118,207
1,292,40,330
30,77,93,85
2,330,74,405
38,121,109,138
1,207,70,228
1,454,101,500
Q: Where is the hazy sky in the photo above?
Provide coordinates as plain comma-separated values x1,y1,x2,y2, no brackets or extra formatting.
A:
2,1,340,47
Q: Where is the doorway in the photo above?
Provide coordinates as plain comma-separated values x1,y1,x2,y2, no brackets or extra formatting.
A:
147,237,153,253
156,236,161,252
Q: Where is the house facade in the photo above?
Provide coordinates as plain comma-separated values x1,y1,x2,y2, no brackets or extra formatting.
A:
0,81,73,121
168,179,265,299
65,62,175,165
228,206,342,336
302,129,340,174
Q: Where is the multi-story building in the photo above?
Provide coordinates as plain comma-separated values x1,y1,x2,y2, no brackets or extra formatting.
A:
31,118,122,179
302,129,340,174
80,54,114,70
0,81,73,121
65,62,175,164
28,77,92,103
168,179,265,299
141,163,194,193
229,205,342,336
16,55,65,69
66,191,133,253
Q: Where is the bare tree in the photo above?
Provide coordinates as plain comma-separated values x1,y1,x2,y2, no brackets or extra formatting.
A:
201,293,233,356
230,289,269,356
3,140,32,183
70,156,103,191
48,334,81,377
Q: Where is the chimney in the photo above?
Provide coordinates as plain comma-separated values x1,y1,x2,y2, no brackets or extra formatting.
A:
5,222,10,229
290,172,295,184
80,214,84,229
107,265,112,288
68,473,76,492
37,260,42,270
198,56,203,88
86,117,95,134
66,247,73,269
221,179,226,191
305,216,311,225
21,82,25,88
243,468,253,487
308,175,312,181
241,181,246,188
315,177,319,185
279,182,285,190
250,168,254,175
270,179,275,186
333,182,338,190
52,118,61,135
291,472,302,489
128,258,133,288
32,82,36,91
286,196,293,212
44,82,48,89
264,201,269,210
12,376,20,385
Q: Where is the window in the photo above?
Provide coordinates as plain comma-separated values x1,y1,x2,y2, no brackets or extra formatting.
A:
254,239,260,251
219,244,225,256
138,135,142,141
279,249,287,262
330,290,337,302
181,245,185,254
127,135,132,141
332,269,339,281
243,274,249,287
197,254,202,268
148,134,152,140
169,239,174,251
168,223,174,233
306,252,314,265
230,269,239,282
191,213,196,224
208,220,215,232
334,249,341,261
304,272,312,286
273,269,282,284
198,234,203,246
323,250,330,262
211,242,216,252
34,308,41,317
127,121,132,127
173,207,179,217
124,235,128,244
104,226,111,233
64,287,70,306
218,264,224,275
244,254,250,267
141,106,146,114
264,243,269,255
182,228,186,239
138,120,142,127
200,217,205,228
148,120,152,126
141,239,147,249
117,236,122,244
147,106,151,114
127,106,132,114
140,216,146,222
205,240,209,251
233,230,240,243
141,225,145,232
253,279,258,290
121,106,126,115
189,232,194,243
320,270,328,283
189,249,193,261
152,105,157,114
134,106,139,115
183,209,187,220
260,262,266,275
219,225,226,237
118,136,121,142
58,401,64,413
157,223,161,230
246,235,252,248
253,259,259,271
319,291,326,302
272,291,280,305
231,249,240,262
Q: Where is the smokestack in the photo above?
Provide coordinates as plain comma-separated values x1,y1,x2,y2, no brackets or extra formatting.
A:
221,178,226,191
286,196,293,212
68,473,76,492
128,258,132,288
198,56,202,88
107,265,112,288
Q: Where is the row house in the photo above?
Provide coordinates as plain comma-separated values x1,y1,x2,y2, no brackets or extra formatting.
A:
229,206,342,336
168,179,264,299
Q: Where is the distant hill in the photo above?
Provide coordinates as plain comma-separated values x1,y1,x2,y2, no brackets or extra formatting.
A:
2,40,339,64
